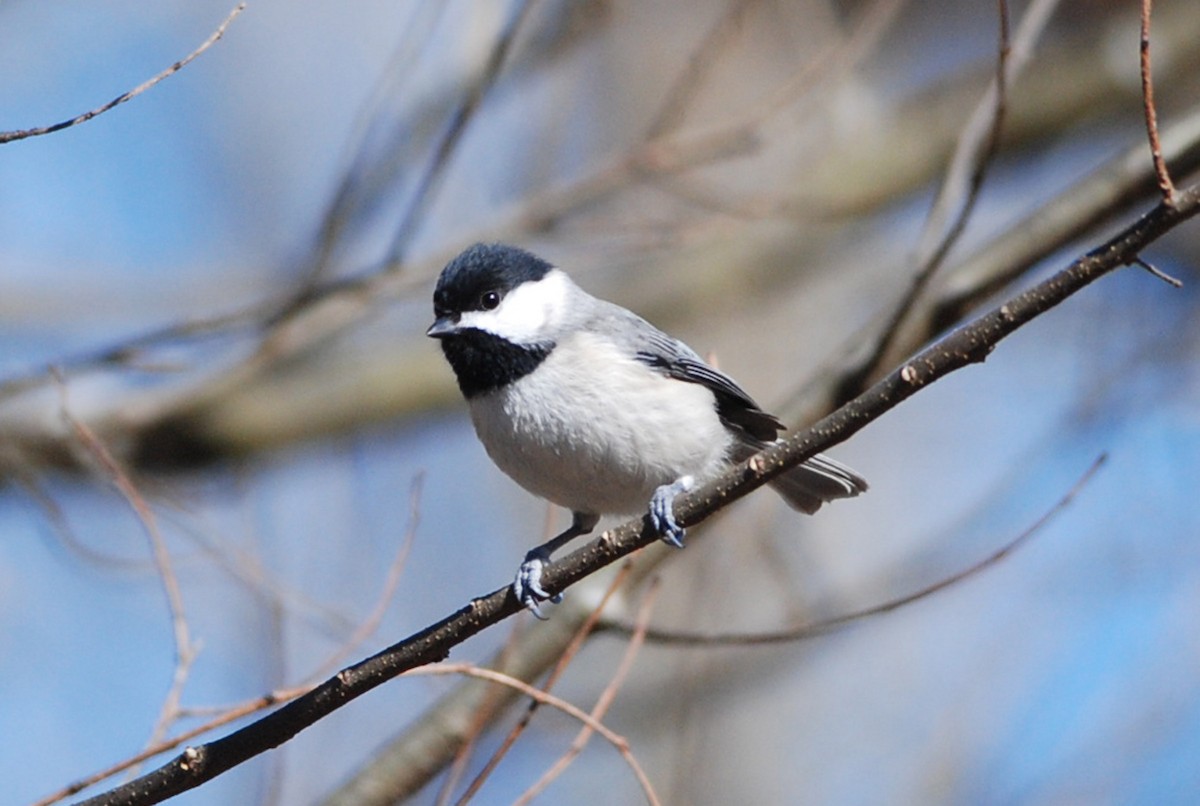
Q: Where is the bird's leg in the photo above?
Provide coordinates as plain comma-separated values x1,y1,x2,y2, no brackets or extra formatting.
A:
649,475,694,549
513,510,600,618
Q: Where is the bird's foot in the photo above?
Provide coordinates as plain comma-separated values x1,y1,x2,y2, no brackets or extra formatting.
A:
650,476,694,549
513,548,562,620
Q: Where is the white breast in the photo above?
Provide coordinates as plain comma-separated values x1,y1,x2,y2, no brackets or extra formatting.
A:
468,332,732,516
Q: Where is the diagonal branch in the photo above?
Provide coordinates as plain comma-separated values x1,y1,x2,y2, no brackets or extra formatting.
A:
604,453,1107,646
77,183,1199,806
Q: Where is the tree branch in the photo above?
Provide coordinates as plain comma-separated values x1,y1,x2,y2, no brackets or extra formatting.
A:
0,4,245,145
1140,0,1178,205
603,453,1107,646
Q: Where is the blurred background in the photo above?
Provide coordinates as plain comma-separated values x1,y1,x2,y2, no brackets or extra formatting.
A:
2,1,1199,804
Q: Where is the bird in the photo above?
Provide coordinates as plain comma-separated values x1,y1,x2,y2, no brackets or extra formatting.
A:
427,242,867,616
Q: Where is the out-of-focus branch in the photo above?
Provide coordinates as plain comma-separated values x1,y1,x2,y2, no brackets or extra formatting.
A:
55,376,198,755
512,580,662,806
848,0,1047,396
77,184,1199,806
399,663,658,803
602,454,1107,646
446,563,635,805
793,103,1200,423
385,0,535,270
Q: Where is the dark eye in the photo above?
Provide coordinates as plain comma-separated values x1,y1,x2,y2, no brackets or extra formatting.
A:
480,290,501,310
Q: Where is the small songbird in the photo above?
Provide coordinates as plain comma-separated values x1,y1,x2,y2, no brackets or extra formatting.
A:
428,243,867,615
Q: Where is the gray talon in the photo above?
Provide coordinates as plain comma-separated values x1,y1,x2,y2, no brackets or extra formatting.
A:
650,476,693,548
513,551,559,619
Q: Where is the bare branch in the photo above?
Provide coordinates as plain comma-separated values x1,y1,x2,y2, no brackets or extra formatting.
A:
605,454,1107,646
837,0,1058,404
35,477,423,804
0,4,246,145
53,372,198,756
404,663,658,804
33,684,312,806
514,579,663,806
381,0,537,270
1140,0,1178,205
1133,256,1184,288
452,562,635,805
309,473,423,680
792,103,1200,427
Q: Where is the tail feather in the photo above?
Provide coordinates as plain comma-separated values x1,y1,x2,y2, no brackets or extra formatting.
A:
734,442,868,515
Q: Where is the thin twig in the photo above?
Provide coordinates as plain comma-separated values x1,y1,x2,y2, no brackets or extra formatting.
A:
14,474,148,569
36,471,424,804
643,0,757,140
838,0,1060,405
453,561,636,805
436,509,568,805
381,0,536,270
52,372,198,756
646,0,907,220
404,664,658,804
788,100,1200,434
33,684,313,806
1133,256,1184,288
0,4,246,145
515,579,663,806
605,454,1107,646
1140,0,1178,205
297,2,451,289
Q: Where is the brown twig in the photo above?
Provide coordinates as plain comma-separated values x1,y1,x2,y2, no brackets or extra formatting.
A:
36,475,422,804
514,579,663,806
645,0,907,221
604,454,1107,647
642,0,757,140
403,664,658,803
836,0,1058,405
297,2,451,289
452,561,635,805
1140,0,1178,206
0,4,246,145
13,473,148,569
788,103,1200,431
33,684,313,806
434,515,560,806
381,0,536,270
52,372,198,757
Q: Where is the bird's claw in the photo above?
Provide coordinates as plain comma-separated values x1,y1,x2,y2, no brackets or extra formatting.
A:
513,550,562,620
650,476,693,549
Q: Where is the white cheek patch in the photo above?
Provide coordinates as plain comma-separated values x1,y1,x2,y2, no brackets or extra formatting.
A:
459,269,569,343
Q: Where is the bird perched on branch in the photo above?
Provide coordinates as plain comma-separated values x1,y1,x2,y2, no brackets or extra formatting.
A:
428,243,867,616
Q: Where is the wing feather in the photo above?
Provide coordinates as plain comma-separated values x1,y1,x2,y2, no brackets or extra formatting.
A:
631,330,784,442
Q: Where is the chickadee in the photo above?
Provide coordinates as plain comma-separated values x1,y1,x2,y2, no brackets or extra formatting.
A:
428,243,867,615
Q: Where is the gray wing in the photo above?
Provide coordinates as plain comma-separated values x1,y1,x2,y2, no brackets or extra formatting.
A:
594,303,783,442
632,327,868,509
590,300,868,513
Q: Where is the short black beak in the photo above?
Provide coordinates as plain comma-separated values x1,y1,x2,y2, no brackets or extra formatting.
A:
426,316,459,338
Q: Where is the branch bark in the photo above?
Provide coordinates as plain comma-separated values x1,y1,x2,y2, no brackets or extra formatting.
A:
78,184,1199,806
